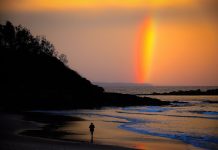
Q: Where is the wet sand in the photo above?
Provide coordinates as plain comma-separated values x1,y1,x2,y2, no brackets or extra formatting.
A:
60,114,200,150
0,112,200,150
0,113,133,150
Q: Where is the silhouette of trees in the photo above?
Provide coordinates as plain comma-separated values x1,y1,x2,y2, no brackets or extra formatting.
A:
0,21,15,48
1,21,105,108
0,21,68,64
59,54,68,64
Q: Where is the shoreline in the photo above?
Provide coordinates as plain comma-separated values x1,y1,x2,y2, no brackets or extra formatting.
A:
0,112,134,150
0,111,200,150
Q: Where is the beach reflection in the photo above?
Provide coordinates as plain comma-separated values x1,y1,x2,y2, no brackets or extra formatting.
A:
135,143,147,150
58,108,200,150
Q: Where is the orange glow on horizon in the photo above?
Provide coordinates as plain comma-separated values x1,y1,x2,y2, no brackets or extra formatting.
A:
135,17,156,83
0,0,194,12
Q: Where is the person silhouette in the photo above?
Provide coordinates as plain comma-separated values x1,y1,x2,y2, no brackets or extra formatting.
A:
89,123,95,143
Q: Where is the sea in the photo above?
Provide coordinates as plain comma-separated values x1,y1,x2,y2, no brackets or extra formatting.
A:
41,86,218,150
103,86,218,149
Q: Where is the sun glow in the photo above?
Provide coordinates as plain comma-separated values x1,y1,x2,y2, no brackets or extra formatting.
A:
136,17,156,83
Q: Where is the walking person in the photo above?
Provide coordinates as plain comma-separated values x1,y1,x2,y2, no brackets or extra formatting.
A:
89,123,95,143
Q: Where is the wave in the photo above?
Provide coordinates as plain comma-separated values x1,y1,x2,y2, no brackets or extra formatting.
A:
190,111,218,116
118,110,218,120
119,122,218,150
123,106,173,113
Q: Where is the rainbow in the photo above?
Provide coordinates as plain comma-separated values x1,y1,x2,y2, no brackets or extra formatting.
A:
135,17,156,83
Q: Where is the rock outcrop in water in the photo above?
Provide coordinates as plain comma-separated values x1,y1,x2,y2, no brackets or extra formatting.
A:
141,89,218,96
0,21,169,111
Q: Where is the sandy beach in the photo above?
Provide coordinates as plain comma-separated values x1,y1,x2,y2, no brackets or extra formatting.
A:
59,111,200,150
0,113,133,150
0,112,200,150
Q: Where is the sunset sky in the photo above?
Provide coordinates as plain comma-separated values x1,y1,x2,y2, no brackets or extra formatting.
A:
1,0,217,85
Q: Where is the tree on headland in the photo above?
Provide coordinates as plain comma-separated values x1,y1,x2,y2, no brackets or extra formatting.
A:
1,21,104,105
59,54,68,65
0,21,67,64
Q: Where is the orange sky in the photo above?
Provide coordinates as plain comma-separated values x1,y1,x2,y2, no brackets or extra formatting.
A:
0,0,195,12
1,0,218,85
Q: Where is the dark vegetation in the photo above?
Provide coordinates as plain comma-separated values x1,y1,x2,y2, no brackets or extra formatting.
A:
0,21,169,111
137,89,218,96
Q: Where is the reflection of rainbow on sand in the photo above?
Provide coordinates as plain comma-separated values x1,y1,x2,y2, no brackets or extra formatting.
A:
135,143,147,150
135,17,156,83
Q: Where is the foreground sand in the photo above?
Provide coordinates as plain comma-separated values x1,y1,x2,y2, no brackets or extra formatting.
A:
0,113,133,150
0,113,200,150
